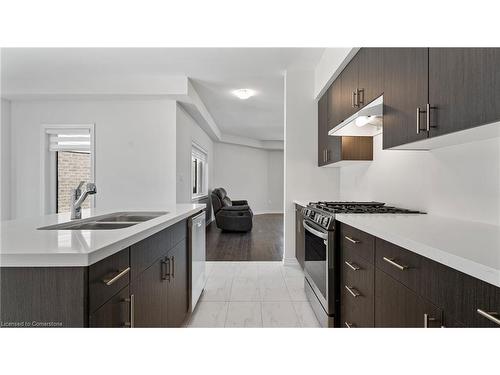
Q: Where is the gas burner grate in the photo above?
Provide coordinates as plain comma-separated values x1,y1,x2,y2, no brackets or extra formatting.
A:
308,201,423,215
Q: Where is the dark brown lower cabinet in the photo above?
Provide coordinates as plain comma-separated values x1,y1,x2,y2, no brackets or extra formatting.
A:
131,239,189,328
419,257,477,327
0,217,194,328
130,258,167,327
89,286,131,328
475,281,500,328
339,222,500,328
166,240,189,327
341,253,374,328
295,205,305,269
375,269,442,328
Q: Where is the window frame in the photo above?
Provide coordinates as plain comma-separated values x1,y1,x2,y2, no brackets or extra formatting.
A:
191,142,208,201
40,124,96,215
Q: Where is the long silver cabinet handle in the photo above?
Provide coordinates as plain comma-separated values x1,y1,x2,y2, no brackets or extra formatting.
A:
424,313,437,328
130,294,135,328
345,322,353,328
477,309,500,326
383,257,408,271
426,103,437,131
345,285,361,298
171,256,175,279
103,267,130,286
344,236,360,244
416,106,426,134
344,261,361,271
357,88,364,106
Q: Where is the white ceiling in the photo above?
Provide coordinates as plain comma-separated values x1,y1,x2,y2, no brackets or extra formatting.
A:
1,48,324,141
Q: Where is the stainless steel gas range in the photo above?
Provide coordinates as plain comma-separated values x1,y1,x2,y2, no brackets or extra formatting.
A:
301,201,423,327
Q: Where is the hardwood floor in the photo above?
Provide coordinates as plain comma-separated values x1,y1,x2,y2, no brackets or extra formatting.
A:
206,214,284,261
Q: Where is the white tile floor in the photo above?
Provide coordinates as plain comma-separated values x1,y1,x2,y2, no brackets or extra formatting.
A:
187,261,320,328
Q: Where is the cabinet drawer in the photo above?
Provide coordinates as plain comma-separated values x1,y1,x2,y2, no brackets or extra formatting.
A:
475,281,500,328
341,224,375,264
89,248,130,313
89,286,131,328
130,228,171,280
375,238,421,292
342,251,374,327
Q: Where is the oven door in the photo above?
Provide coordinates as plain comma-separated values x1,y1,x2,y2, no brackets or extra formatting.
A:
303,219,330,312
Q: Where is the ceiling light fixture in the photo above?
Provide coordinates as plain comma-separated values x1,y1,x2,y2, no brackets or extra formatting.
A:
233,88,256,100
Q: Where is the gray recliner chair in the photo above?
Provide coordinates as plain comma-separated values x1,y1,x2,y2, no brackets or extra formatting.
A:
211,188,253,232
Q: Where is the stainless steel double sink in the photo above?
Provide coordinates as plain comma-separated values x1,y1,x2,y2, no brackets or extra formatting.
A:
38,211,168,230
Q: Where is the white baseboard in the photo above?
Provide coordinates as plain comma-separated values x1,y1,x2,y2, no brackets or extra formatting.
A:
253,210,284,215
283,257,300,266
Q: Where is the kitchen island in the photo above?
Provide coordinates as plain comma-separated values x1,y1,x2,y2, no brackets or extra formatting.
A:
0,204,205,328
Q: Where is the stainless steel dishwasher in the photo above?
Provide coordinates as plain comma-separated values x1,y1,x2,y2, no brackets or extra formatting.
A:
189,211,206,312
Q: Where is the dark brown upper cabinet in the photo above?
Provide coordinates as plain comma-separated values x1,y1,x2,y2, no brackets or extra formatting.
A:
318,93,328,166
327,76,343,128
357,48,384,108
382,48,429,149
318,91,342,166
428,48,500,138
339,53,360,122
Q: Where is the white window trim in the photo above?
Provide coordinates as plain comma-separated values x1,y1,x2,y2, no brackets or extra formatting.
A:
191,142,208,201
40,124,96,215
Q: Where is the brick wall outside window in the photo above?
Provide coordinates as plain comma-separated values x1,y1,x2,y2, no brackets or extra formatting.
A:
57,151,91,213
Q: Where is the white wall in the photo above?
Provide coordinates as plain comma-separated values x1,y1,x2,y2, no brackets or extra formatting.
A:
1,99,11,220
176,104,214,204
314,48,353,99
9,99,177,218
339,134,500,226
267,150,284,213
213,142,284,214
284,69,340,261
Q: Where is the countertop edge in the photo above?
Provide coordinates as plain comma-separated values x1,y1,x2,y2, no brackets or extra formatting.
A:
0,206,204,267
335,215,500,288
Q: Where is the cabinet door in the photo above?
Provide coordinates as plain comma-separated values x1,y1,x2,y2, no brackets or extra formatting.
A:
375,269,442,328
326,78,343,164
130,258,168,327
419,257,477,327
167,240,189,327
89,286,130,328
429,48,500,138
339,53,359,121
318,93,328,166
382,48,429,149
295,207,305,269
475,281,500,328
357,48,384,107
327,76,343,128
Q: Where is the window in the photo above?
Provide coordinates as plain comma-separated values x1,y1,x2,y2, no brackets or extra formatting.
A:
42,125,95,214
191,143,208,200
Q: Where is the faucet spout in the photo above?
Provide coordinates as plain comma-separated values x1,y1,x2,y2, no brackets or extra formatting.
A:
70,182,97,220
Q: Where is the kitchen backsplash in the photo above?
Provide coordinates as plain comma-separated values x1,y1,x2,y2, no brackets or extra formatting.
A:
339,132,500,226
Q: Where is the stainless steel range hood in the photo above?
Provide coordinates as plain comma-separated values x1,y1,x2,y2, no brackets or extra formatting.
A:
328,95,383,137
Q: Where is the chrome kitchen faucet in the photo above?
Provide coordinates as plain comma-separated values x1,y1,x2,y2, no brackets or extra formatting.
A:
70,181,97,220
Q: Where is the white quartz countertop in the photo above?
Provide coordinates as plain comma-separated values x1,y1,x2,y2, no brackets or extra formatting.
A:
293,200,309,208
335,213,500,288
0,204,205,267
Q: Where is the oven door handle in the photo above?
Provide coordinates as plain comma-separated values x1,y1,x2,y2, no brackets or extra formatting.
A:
303,220,328,240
